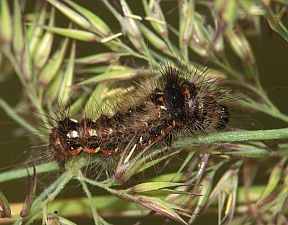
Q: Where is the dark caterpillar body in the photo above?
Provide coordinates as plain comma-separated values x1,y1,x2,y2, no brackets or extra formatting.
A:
49,63,229,168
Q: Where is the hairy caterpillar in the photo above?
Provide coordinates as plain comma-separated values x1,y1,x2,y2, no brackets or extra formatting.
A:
48,63,229,171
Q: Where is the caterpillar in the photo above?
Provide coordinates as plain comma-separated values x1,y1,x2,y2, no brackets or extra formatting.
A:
49,63,230,170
